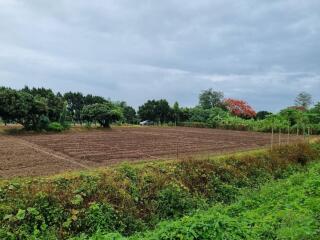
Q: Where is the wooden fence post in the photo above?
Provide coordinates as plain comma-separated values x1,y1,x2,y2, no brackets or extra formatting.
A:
176,140,179,160
278,128,281,146
271,126,274,150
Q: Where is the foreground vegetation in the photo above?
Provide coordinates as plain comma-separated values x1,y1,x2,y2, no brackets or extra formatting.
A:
88,156,320,240
0,142,319,239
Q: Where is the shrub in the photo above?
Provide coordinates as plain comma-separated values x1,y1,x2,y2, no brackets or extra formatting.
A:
156,183,205,219
47,122,65,132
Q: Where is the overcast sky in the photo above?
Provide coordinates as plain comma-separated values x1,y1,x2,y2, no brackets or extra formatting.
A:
0,0,319,112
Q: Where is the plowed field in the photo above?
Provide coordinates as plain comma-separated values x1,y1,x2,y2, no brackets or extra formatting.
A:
0,127,302,178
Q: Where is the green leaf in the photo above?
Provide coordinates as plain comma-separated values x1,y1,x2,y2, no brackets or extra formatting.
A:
16,209,26,220
71,194,83,205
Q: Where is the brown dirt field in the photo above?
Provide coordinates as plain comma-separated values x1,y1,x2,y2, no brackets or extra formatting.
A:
0,127,303,178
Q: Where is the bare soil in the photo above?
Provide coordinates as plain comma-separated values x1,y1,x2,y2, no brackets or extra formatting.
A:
0,127,302,178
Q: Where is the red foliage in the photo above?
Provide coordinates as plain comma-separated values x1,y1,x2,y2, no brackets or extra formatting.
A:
224,98,256,119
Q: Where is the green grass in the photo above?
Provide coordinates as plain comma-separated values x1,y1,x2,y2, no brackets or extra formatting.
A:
78,159,320,240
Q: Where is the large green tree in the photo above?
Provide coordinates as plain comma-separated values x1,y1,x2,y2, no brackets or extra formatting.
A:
64,92,109,124
64,92,85,123
84,94,106,106
199,88,224,109
82,102,123,128
0,88,49,130
173,101,181,124
256,111,272,120
309,102,320,124
116,101,137,124
22,86,64,122
138,99,172,123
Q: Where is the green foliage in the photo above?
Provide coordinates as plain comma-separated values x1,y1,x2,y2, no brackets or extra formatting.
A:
156,184,205,219
0,87,51,130
82,102,123,128
64,92,85,124
0,143,319,239
180,107,320,134
199,88,224,109
22,86,65,122
2,86,318,131
84,158,320,240
116,102,137,124
256,111,272,120
138,99,172,123
63,92,108,124
81,203,118,234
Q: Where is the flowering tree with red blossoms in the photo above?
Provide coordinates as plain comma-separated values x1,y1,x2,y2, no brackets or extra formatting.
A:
224,98,256,119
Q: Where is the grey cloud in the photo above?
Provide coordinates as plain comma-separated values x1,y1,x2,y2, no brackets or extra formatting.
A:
0,0,319,112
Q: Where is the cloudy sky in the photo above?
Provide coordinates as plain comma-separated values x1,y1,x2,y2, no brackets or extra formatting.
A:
0,0,319,112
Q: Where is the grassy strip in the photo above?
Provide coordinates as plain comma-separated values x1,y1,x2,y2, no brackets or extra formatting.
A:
0,142,319,239
91,159,320,240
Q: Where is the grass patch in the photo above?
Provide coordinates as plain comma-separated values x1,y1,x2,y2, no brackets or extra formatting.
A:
91,160,320,240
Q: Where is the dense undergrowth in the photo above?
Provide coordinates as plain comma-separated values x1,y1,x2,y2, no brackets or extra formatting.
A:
0,142,319,239
87,157,320,240
178,120,320,135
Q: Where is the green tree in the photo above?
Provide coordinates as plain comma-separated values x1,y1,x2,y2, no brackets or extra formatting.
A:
256,111,272,120
199,88,224,109
84,94,106,105
22,86,64,122
280,108,303,126
138,99,172,123
188,107,212,122
64,92,85,124
308,102,320,124
0,88,49,130
115,101,137,124
173,101,181,124
157,99,172,123
82,102,122,128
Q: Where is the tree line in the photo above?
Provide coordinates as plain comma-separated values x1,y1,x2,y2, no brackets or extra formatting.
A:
0,87,136,130
0,86,319,133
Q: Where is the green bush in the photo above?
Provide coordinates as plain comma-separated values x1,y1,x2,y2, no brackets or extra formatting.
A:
156,183,206,219
47,122,65,132
86,160,320,240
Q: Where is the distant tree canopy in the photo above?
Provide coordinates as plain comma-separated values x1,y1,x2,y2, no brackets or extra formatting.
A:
115,101,137,124
138,99,172,123
22,86,64,122
0,87,57,130
224,98,256,119
63,92,85,123
309,102,320,124
82,102,123,128
199,89,224,109
0,86,319,133
256,111,272,120
0,86,136,130
295,92,312,109
279,108,304,126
